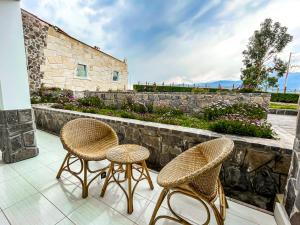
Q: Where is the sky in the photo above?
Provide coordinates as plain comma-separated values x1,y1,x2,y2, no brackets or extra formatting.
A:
21,0,300,85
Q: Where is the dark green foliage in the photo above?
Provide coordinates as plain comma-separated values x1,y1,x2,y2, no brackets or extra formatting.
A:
203,102,267,120
77,96,104,108
271,93,299,103
133,84,193,92
154,106,183,116
120,111,137,119
241,18,293,89
209,120,274,138
133,85,262,93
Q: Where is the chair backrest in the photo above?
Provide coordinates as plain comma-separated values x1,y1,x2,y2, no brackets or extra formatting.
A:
60,118,118,149
190,138,234,197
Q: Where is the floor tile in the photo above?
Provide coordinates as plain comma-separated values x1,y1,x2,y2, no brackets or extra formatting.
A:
226,200,276,225
36,152,63,166
0,211,10,225
9,157,44,174
0,164,20,182
42,179,87,215
133,170,163,202
137,201,182,225
0,176,38,209
4,193,65,225
22,166,58,191
56,217,75,225
67,198,134,225
97,181,151,221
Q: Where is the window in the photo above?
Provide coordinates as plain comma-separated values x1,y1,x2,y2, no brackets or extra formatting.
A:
77,64,87,78
112,71,120,81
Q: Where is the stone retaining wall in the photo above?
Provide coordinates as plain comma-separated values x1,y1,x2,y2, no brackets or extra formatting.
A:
33,105,291,211
269,108,298,116
85,91,270,114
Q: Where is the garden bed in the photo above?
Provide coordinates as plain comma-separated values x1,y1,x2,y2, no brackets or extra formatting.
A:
31,87,275,139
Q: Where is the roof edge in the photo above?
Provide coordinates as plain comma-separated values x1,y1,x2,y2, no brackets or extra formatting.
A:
21,9,126,64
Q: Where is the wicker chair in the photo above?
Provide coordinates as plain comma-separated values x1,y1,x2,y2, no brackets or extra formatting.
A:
56,118,118,198
149,138,234,225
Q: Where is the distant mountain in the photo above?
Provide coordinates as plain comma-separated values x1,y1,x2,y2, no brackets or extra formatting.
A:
192,73,300,92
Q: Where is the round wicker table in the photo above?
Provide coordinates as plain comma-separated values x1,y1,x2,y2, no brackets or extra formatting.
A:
100,144,154,214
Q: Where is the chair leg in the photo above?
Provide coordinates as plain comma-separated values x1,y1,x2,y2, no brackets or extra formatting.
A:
56,153,70,179
127,163,133,214
100,163,113,197
82,160,88,198
210,202,224,225
148,188,169,225
142,160,154,190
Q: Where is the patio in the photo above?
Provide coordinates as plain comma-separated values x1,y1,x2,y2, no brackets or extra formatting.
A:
0,130,277,225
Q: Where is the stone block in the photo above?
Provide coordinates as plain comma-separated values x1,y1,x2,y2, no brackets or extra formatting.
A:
18,109,32,123
5,111,18,124
9,135,23,153
252,167,277,196
244,149,275,172
285,179,296,216
23,131,36,147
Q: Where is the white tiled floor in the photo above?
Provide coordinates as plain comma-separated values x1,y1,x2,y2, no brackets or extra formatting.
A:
0,130,278,225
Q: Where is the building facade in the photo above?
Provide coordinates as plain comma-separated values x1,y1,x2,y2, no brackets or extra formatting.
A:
22,10,128,92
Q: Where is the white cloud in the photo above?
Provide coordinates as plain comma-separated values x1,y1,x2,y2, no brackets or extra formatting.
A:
130,0,300,84
21,0,300,85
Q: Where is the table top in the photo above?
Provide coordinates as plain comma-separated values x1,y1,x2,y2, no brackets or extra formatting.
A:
106,144,150,163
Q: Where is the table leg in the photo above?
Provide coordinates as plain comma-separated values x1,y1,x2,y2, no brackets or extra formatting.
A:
127,163,133,214
142,160,154,190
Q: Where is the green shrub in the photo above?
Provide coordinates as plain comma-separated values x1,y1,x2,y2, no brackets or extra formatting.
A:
134,84,233,93
77,96,104,108
51,103,64,109
81,107,99,114
203,102,267,120
209,120,274,138
133,84,193,92
271,93,299,103
120,111,137,119
31,86,74,104
63,103,78,111
154,106,183,116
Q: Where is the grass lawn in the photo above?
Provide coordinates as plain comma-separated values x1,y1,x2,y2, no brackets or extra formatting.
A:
270,102,298,110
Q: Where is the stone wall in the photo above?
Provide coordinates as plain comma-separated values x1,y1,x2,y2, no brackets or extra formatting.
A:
33,105,291,211
284,99,300,224
22,10,49,92
86,91,271,114
21,10,128,92
0,109,39,163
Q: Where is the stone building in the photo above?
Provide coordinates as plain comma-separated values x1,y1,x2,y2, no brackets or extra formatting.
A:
21,9,128,92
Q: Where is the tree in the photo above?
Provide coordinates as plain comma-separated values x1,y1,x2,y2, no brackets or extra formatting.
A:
241,18,293,90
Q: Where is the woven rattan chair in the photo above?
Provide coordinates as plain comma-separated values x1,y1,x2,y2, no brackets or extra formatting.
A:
56,118,118,198
149,137,234,225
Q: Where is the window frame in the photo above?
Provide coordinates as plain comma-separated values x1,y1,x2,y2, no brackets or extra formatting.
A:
112,70,120,82
76,63,88,78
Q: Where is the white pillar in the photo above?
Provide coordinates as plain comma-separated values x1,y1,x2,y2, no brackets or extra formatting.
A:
0,0,38,163
0,0,31,110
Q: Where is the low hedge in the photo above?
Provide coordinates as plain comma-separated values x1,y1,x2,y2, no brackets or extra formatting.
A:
271,93,299,103
209,120,274,138
133,84,261,93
